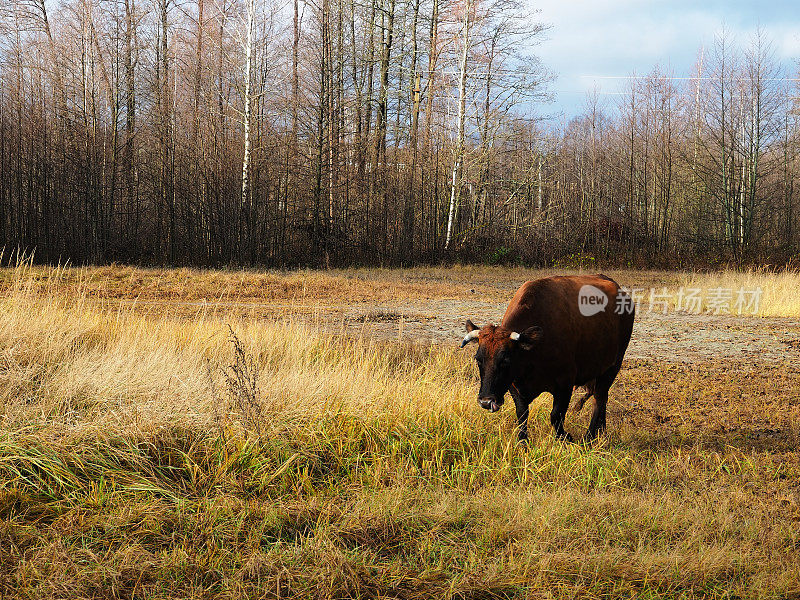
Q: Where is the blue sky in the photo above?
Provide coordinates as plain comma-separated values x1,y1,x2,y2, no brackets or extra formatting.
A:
533,0,800,121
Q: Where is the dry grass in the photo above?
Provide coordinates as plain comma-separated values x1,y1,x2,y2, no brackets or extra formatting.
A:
0,264,799,599
3,262,798,317
676,269,800,317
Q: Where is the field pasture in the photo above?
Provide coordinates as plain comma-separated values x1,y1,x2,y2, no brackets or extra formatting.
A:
1,263,799,599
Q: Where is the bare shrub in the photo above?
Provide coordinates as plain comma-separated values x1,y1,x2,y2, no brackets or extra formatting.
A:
208,326,264,437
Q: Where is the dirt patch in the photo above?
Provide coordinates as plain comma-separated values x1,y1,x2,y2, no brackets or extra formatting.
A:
306,297,800,368
96,295,800,368
59,266,799,369
629,312,800,365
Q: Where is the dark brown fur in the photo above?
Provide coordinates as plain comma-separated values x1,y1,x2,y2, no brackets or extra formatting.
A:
464,274,634,442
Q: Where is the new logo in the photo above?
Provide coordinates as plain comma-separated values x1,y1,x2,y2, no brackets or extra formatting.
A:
578,284,608,316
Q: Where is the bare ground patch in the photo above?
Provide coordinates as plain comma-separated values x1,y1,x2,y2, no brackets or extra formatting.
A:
78,272,800,368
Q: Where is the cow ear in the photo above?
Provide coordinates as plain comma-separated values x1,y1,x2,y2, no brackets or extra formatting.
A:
517,326,543,351
465,319,479,333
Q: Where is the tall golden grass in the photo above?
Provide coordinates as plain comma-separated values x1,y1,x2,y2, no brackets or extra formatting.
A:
675,268,800,317
0,266,465,433
0,262,798,598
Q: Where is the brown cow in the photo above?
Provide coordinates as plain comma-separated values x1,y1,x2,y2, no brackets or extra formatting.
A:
461,274,634,443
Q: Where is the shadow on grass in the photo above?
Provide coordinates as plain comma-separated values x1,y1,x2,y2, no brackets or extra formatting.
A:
613,425,799,454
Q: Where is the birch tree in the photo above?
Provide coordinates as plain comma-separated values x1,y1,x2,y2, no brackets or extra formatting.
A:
444,0,471,250
240,0,255,261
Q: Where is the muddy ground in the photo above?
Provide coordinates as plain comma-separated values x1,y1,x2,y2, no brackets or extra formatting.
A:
124,292,800,368
83,266,798,368
331,297,800,366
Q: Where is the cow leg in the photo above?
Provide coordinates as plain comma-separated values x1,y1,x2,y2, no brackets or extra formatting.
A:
585,363,621,442
585,387,608,442
509,385,530,444
551,386,574,443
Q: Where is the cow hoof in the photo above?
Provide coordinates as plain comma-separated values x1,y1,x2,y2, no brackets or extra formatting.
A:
556,432,574,443
516,437,529,449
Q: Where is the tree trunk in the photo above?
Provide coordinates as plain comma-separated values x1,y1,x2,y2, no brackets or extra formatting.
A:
444,0,471,250
241,0,255,263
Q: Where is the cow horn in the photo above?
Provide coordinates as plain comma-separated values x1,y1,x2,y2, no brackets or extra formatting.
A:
460,329,480,348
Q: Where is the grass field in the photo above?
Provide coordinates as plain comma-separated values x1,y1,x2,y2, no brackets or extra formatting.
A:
1,263,799,599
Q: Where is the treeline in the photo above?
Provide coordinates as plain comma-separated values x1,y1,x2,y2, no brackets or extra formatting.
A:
0,1,798,267
543,32,800,267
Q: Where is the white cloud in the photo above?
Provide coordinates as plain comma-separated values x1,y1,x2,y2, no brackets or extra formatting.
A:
529,0,800,116
773,27,800,60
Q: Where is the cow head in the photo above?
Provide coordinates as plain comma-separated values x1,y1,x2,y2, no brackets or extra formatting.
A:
460,319,543,412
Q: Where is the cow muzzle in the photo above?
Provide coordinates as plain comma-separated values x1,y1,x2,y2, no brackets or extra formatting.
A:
478,397,501,412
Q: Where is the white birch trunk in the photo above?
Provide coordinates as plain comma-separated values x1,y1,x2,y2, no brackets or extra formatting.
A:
241,0,254,212
444,0,471,250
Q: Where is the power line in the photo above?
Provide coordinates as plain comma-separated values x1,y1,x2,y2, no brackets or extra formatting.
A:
581,75,800,82
553,89,627,95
